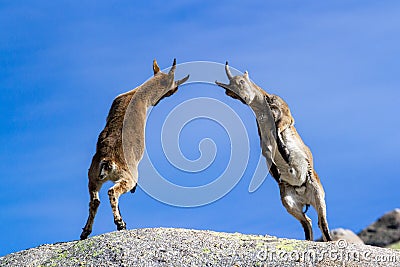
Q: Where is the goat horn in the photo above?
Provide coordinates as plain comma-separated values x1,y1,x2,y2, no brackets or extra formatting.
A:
153,59,160,75
176,74,190,86
169,58,177,75
225,61,233,80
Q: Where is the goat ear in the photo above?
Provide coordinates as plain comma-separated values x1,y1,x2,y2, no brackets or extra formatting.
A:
176,74,190,86
244,70,249,80
153,59,160,76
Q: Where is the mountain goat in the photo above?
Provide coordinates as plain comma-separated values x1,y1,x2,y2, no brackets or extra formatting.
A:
216,62,332,241
80,59,189,240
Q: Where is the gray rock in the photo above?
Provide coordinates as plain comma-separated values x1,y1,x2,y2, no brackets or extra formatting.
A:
1,228,400,267
326,228,365,244
358,209,400,247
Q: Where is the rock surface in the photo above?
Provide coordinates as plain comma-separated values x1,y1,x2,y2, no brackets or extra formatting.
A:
1,228,400,267
320,228,364,244
358,209,400,247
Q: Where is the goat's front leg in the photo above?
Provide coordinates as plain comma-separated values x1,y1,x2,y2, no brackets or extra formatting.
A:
280,186,313,240
80,181,102,240
108,176,135,231
276,130,290,164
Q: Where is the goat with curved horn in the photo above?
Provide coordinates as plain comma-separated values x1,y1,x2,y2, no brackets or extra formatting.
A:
80,59,189,240
215,62,332,242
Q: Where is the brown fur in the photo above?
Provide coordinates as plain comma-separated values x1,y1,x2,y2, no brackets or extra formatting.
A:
96,90,136,168
80,59,189,240
215,63,331,241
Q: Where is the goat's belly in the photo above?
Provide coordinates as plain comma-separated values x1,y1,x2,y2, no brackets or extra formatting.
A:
278,129,309,185
274,156,307,186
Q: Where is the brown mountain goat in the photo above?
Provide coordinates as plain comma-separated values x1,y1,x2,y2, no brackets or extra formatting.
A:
80,59,189,240
216,62,332,241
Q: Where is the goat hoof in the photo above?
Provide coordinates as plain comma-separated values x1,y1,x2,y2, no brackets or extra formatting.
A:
325,234,333,242
117,224,126,231
115,220,126,231
80,229,91,240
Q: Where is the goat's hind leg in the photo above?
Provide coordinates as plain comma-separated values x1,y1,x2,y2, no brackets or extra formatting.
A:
313,189,332,241
108,175,135,231
80,182,102,240
288,205,313,241
281,189,313,240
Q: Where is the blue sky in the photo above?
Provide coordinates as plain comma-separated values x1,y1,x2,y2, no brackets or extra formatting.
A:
1,0,400,256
